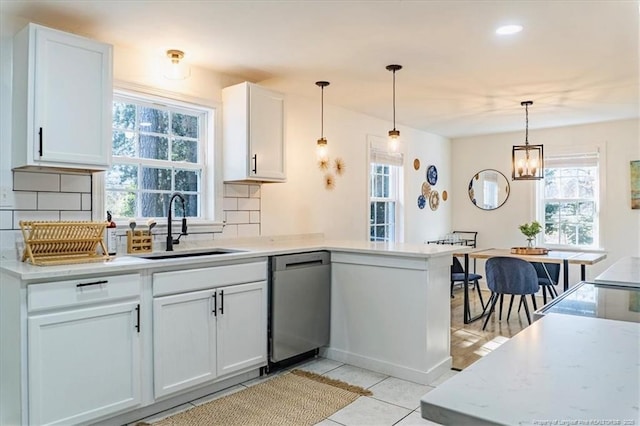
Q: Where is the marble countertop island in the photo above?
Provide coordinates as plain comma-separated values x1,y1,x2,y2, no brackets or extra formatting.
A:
594,256,640,287
420,313,640,425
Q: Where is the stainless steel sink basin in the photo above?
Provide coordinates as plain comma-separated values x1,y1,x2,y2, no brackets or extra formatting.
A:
140,248,244,260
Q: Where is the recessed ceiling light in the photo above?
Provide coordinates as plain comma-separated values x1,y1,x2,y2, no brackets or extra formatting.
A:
496,25,523,35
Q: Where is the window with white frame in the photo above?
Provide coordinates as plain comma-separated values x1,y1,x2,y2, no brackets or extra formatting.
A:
538,151,600,248
106,91,212,221
369,139,403,242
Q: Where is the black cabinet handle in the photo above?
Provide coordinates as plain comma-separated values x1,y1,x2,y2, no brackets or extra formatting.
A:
212,292,217,316
251,154,257,174
219,290,224,315
76,280,108,288
38,127,43,156
135,304,140,333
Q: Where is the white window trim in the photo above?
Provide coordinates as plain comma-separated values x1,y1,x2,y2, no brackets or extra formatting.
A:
534,143,606,251
367,134,404,243
93,81,224,234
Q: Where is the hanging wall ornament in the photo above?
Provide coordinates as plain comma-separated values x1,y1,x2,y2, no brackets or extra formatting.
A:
334,158,346,176
318,158,330,171
324,173,335,190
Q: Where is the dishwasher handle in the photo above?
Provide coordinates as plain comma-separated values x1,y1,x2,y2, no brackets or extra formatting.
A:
272,251,331,271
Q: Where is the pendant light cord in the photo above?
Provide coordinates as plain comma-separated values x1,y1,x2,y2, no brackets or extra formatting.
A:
524,102,529,146
321,86,324,138
392,70,396,130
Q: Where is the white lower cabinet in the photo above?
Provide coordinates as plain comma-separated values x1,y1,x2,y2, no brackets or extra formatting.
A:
152,262,267,399
27,283,141,425
153,289,217,398
216,282,267,376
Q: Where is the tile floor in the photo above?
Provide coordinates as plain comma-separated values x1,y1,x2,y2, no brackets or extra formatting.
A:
133,357,450,425
133,285,549,425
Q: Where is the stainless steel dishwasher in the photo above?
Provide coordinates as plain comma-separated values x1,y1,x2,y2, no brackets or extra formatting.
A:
269,251,331,365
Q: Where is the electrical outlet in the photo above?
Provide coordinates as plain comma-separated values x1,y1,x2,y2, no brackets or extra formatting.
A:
0,186,13,208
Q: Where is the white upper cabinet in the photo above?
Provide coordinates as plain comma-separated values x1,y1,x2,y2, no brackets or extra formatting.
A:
12,23,113,171
222,82,285,182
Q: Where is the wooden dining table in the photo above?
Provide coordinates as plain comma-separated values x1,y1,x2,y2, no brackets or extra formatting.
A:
455,248,607,324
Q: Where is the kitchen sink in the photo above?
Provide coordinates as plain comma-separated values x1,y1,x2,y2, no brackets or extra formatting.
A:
140,248,244,260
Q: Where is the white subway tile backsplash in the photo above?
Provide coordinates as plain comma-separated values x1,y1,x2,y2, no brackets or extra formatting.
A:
81,194,92,211
13,192,37,210
226,211,250,224
249,211,260,223
223,197,238,211
60,211,92,221
218,224,238,239
38,193,81,210
0,211,13,230
61,174,91,193
238,198,260,211
249,185,261,198
14,172,60,192
237,223,260,237
224,184,249,198
14,210,60,227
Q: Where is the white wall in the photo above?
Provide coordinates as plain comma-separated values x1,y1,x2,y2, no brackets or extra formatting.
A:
451,118,640,281
259,92,451,243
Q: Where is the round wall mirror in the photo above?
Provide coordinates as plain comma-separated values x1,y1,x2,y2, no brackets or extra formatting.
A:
468,169,510,210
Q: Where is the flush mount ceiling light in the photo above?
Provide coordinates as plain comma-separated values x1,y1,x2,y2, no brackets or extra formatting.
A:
386,64,402,153
315,81,330,160
496,24,523,35
512,101,544,180
164,49,191,80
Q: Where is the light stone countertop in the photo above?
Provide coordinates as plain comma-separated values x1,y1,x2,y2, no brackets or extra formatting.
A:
0,235,469,282
594,256,640,287
420,313,640,425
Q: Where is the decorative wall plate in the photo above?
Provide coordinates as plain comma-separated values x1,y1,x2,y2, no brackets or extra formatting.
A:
429,190,440,211
421,181,431,197
426,165,438,185
413,158,420,170
442,190,448,201
417,194,426,209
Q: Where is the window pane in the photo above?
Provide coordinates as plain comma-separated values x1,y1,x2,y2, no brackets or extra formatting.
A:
113,102,136,130
140,135,169,160
375,202,386,224
107,191,136,219
183,194,199,217
106,164,138,190
139,106,168,133
172,139,198,163
175,169,199,192
112,130,136,157
141,167,171,191
141,193,171,218
560,177,578,198
172,112,198,138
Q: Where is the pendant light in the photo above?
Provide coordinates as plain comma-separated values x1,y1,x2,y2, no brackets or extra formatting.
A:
386,64,402,153
315,81,330,160
512,101,544,180
164,49,191,80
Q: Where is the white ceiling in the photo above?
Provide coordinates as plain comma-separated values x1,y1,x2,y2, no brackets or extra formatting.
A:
2,0,639,138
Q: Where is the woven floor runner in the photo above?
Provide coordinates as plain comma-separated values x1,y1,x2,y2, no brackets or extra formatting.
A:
142,369,372,425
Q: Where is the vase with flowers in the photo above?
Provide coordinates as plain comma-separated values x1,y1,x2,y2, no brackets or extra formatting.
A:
518,220,542,248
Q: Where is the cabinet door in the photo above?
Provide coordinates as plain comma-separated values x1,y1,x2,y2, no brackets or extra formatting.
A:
28,301,141,426
249,85,285,180
33,25,112,167
153,289,217,398
217,281,267,377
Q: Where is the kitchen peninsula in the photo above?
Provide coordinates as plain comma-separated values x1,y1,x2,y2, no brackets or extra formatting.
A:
0,236,465,426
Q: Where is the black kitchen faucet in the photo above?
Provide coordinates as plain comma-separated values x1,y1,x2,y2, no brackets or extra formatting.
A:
166,192,188,251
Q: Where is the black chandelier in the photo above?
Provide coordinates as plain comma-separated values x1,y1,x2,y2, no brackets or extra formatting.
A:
512,101,544,180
